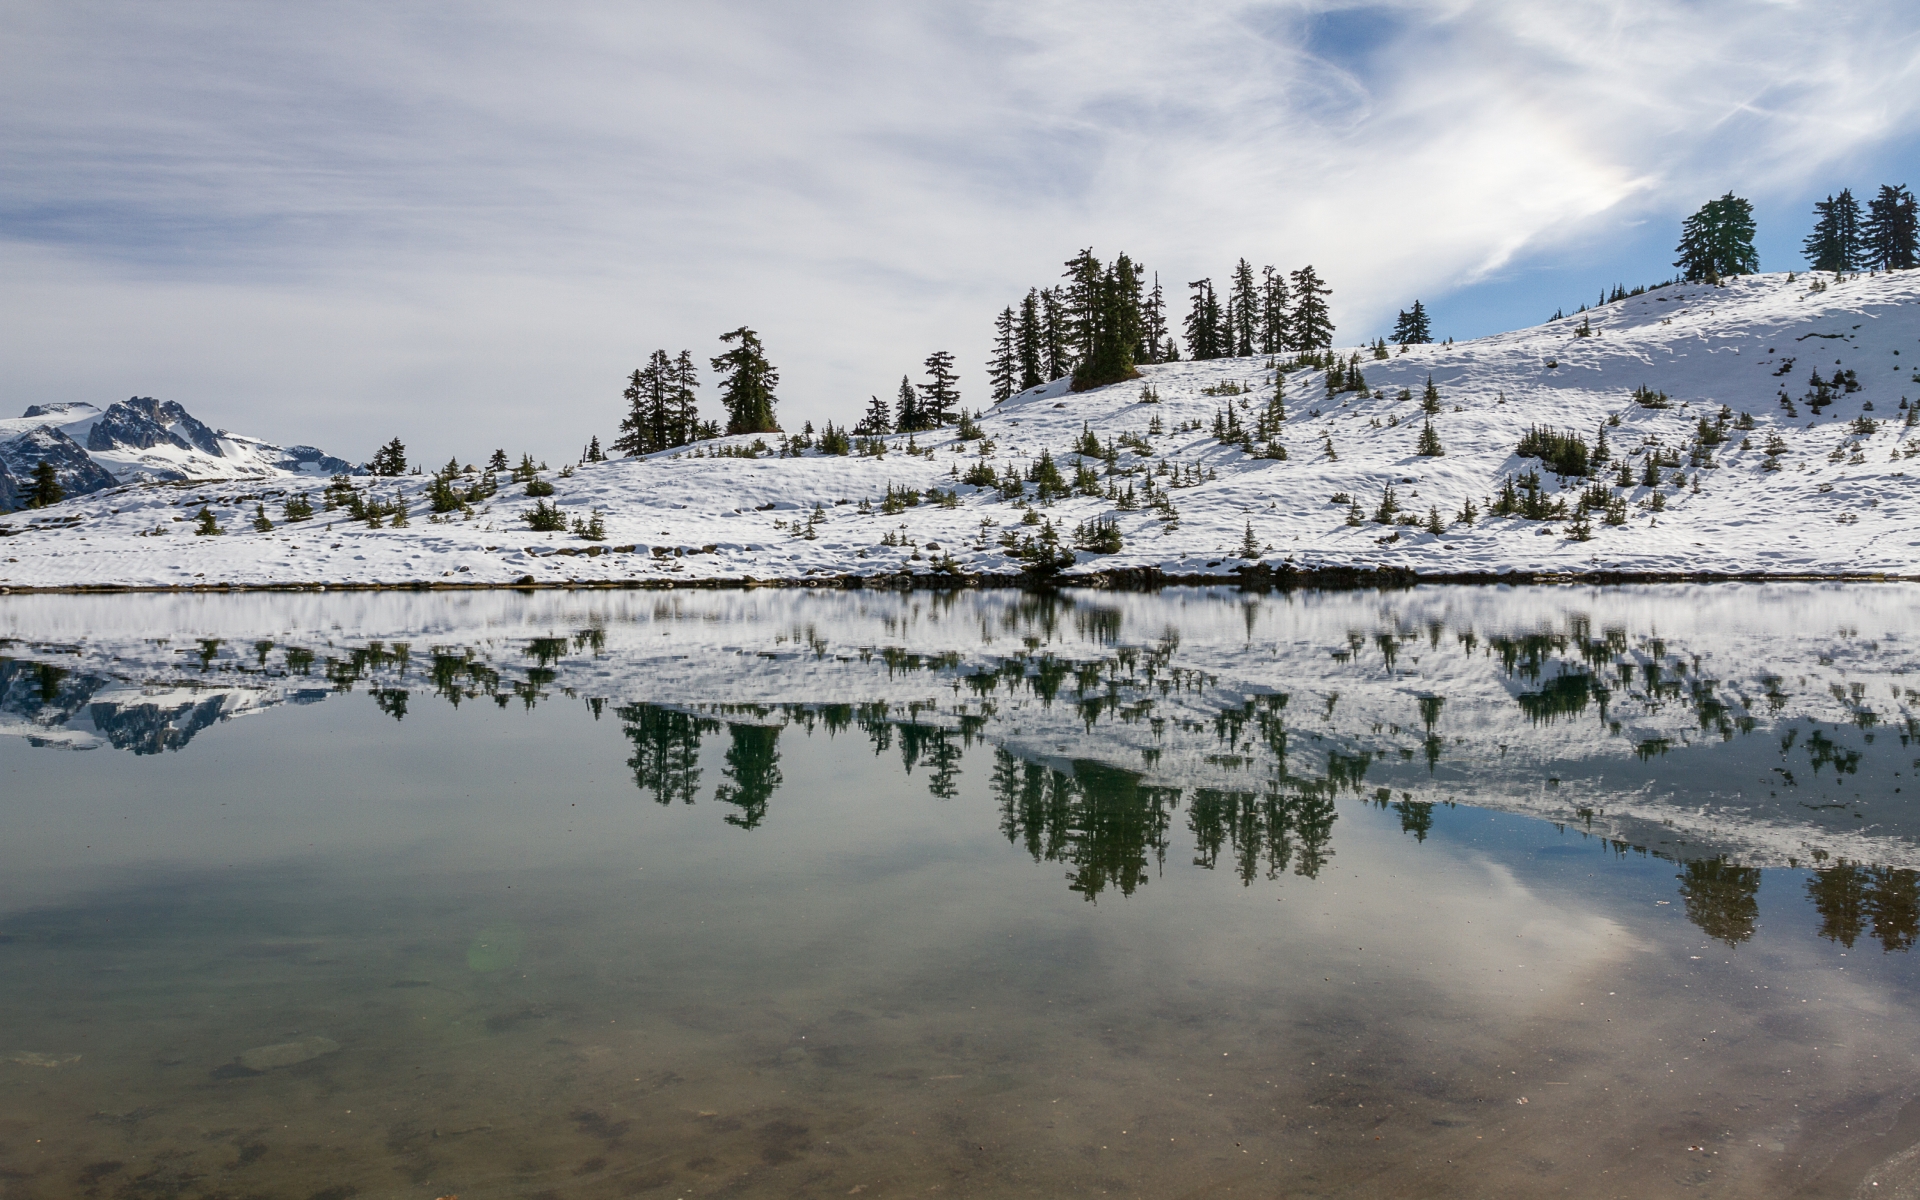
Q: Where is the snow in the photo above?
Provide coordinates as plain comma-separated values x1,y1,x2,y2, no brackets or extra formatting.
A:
3,269,1919,588
0,584,1913,871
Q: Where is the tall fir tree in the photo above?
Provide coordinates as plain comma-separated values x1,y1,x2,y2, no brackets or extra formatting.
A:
671,351,702,442
1289,266,1334,350
1183,278,1223,360
1863,184,1919,271
1140,272,1168,365
1803,189,1865,271
856,392,893,435
1061,248,1104,369
1228,258,1258,357
1070,252,1143,391
1016,288,1044,389
1674,193,1759,281
28,459,63,508
711,327,780,434
988,307,1018,402
1258,265,1289,356
614,351,670,456
922,350,960,425
1391,300,1431,345
894,375,925,432
1040,286,1071,381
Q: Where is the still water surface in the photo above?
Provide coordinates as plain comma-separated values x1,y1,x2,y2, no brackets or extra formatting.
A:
2,585,1918,1199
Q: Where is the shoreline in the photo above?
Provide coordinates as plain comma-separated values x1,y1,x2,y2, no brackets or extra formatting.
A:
2,565,1911,595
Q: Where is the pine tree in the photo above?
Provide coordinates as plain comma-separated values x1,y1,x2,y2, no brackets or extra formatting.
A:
1416,419,1444,457
922,350,960,425
1228,258,1258,357
856,393,893,435
283,492,314,521
1258,266,1289,356
487,448,509,472
27,460,62,508
712,327,780,434
251,503,273,532
614,350,675,456
1183,278,1223,360
1289,266,1334,349
894,375,924,432
1803,189,1865,271
1140,272,1168,364
671,351,702,444
1674,193,1759,281
193,505,223,535
1392,300,1431,345
371,437,408,476
1421,374,1441,414
585,435,604,462
1016,289,1043,389
1061,248,1103,369
1040,287,1071,381
1863,184,1919,271
988,306,1018,402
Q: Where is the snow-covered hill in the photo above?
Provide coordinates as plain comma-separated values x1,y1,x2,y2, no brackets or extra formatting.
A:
2,270,1917,588
0,396,352,512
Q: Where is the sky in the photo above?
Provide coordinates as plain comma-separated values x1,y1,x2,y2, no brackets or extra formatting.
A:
2,1,1918,465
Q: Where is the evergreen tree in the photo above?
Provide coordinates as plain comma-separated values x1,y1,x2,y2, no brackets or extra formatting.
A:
193,505,222,535
1392,300,1432,345
1228,258,1258,357
1016,289,1043,389
1416,420,1444,457
614,350,675,456
1674,192,1759,281
1040,287,1071,381
1070,252,1143,391
371,437,408,476
894,375,925,432
1289,265,1334,349
1061,248,1104,368
988,306,1018,402
1140,272,1168,364
251,503,273,532
671,351,702,443
487,448,509,472
1863,184,1919,271
1258,266,1289,356
584,435,604,462
1803,189,1865,271
711,327,780,434
922,350,960,425
856,392,893,435
1421,374,1441,414
27,460,62,508
1183,278,1223,360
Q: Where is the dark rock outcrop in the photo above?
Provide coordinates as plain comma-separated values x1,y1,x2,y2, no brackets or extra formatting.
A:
0,426,117,510
87,396,226,457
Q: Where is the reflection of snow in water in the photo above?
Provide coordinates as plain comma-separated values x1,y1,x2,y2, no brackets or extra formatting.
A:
1,583,1917,870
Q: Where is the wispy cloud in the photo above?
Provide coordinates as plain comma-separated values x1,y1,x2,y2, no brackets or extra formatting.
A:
2,1,1916,459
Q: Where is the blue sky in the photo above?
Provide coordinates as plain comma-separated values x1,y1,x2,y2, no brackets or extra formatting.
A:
2,1,1918,463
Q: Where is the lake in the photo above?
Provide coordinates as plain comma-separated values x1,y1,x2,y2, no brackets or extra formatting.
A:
2,584,1917,1199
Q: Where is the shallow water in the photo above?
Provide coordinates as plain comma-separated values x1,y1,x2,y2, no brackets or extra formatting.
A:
2,584,1918,1199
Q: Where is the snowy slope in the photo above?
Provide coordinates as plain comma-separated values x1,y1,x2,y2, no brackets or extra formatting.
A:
0,584,1913,870
2,270,1917,588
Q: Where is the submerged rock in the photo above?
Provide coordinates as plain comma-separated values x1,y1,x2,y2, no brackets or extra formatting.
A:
235,1035,340,1072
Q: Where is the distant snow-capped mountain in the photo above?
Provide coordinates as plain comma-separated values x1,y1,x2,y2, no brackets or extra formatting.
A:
0,396,353,510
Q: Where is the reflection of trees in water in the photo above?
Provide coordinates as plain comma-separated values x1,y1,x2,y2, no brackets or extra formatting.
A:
992,750,1181,900
1188,786,1337,883
1678,858,1763,945
618,704,719,806
1807,860,1920,952
715,723,783,829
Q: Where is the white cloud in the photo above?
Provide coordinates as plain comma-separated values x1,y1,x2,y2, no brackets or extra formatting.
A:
1,0,1916,460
